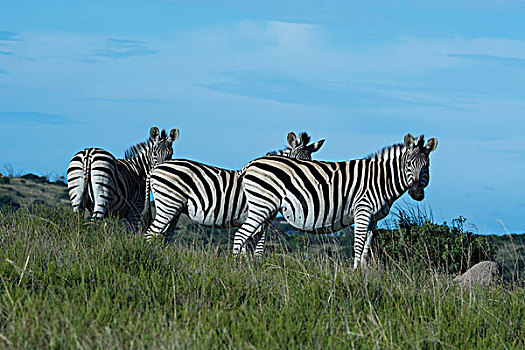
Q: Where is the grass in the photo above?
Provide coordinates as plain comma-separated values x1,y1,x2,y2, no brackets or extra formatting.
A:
1,205,524,349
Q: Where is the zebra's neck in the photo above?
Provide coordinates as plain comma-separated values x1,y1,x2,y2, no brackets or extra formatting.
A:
123,140,154,177
267,148,290,157
367,143,410,204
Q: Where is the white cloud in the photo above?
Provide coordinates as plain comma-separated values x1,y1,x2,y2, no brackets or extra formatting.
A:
254,20,318,47
4,21,525,89
2,20,525,121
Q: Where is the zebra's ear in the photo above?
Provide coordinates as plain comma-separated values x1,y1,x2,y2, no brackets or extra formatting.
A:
287,132,298,147
150,126,160,140
308,139,325,153
425,137,438,153
168,128,179,143
404,133,415,149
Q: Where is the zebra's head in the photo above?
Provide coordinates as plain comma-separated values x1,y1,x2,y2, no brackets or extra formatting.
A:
403,133,438,201
150,127,180,168
267,132,325,160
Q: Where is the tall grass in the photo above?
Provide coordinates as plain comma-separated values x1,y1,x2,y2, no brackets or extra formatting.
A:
1,205,524,349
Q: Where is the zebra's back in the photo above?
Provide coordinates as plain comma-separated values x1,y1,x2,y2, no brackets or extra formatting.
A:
149,159,246,229
241,156,373,232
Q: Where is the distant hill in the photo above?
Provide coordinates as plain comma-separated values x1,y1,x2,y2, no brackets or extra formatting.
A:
0,173,69,209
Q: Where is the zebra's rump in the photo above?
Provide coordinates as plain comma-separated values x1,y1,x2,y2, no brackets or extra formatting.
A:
66,147,147,218
150,159,247,227
67,148,117,208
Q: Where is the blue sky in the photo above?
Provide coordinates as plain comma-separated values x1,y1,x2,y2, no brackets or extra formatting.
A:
1,1,524,233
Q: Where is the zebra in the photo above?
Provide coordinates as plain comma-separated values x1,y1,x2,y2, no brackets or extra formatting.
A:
232,133,438,268
67,126,179,227
143,132,325,244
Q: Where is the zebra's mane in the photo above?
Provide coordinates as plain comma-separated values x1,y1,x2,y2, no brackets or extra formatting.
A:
297,132,311,146
124,140,151,160
266,132,312,155
366,143,405,161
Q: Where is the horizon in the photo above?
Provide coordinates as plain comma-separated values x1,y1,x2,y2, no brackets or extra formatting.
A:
1,1,524,234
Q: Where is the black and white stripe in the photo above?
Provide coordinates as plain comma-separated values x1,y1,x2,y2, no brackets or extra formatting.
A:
67,126,179,227
232,133,438,268
144,132,325,243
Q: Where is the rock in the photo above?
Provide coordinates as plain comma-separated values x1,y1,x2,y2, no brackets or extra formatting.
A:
453,261,502,287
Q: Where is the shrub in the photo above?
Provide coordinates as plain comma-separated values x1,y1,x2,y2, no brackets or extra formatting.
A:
0,195,21,209
373,210,495,275
54,180,67,186
58,188,70,200
0,176,10,184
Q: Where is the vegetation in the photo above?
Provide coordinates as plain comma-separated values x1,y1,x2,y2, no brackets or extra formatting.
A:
373,213,495,276
169,207,497,277
1,204,524,349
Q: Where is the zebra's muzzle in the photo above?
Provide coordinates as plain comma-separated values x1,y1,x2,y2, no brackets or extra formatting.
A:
408,186,425,201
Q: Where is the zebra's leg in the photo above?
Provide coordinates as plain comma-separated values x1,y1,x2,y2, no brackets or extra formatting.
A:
163,213,181,244
233,205,277,255
67,151,88,214
68,182,84,213
240,209,277,256
69,181,92,222
234,216,264,255
254,211,277,256
126,211,143,233
90,178,113,222
91,203,108,221
353,208,373,269
253,223,268,256
145,199,184,241
240,225,263,255
360,226,375,268
234,175,281,255
253,211,278,256
240,236,250,254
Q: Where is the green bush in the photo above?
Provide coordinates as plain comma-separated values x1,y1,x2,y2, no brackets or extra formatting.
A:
58,188,70,200
0,176,10,184
54,179,67,186
373,210,495,275
0,195,20,209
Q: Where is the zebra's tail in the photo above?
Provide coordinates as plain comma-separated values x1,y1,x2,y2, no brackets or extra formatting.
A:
142,172,152,228
81,150,92,210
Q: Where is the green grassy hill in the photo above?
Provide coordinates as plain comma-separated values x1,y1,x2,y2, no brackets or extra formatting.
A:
0,205,524,349
0,177,524,348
